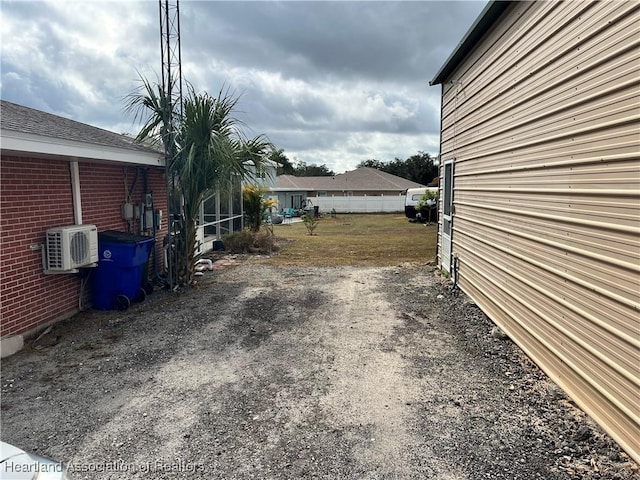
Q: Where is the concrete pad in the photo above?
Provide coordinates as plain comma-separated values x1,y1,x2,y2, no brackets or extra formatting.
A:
0,335,24,358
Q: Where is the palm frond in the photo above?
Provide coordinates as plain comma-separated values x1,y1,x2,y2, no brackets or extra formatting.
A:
125,74,274,284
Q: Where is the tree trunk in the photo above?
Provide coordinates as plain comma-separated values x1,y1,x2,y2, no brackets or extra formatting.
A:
184,216,198,285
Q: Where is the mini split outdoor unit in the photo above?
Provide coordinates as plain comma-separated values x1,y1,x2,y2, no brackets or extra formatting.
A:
45,224,98,272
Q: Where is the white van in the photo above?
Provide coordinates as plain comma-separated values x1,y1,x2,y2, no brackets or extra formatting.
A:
404,187,438,221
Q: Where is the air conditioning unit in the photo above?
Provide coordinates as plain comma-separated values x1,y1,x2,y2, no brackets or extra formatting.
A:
45,225,98,272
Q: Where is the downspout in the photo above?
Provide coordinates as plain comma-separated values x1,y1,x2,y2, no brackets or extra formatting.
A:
69,161,90,312
70,161,82,224
451,254,460,293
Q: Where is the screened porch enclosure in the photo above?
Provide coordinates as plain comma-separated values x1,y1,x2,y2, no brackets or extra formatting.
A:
195,177,243,254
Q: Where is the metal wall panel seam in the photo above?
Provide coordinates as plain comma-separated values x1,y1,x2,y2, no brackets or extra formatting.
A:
456,199,640,221
455,205,640,257
440,25,640,127
456,70,640,138
446,116,640,161
455,208,639,249
455,214,639,271
492,4,637,87
457,254,640,424
454,233,639,347
457,172,640,185
440,2,573,112
460,276,640,414
455,153,640,177
457,187,640,197
455,200,640,236
452,79,640,148
441,38,640,139
441,63,639,136
445,134,640,169
459,275,639,464
463,204,639,222
454,211,640,270
455,221,640,317
464,269,640,409
464,201,640,216
459,1,629,97
441,123,640,163
455,224,640,343
440,4,640,122
453,100,640,149
457,169,640,183
463,189,637,206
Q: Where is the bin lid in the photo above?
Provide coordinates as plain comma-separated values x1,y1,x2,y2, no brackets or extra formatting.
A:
99,230,154,244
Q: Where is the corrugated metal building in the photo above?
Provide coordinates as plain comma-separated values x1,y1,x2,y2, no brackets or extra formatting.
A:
430,1,639,462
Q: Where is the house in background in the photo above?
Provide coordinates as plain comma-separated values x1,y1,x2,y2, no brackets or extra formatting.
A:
0,100,167,356
430,1,639,462
272,167,425,213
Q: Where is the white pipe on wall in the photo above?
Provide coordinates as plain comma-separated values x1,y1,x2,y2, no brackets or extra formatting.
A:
70,161,82,224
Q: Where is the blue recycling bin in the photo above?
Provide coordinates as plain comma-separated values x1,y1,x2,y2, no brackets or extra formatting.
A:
93,231,155,310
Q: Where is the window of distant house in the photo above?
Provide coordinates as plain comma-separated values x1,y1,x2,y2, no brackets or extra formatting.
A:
345,191,353,197
318,191,327,197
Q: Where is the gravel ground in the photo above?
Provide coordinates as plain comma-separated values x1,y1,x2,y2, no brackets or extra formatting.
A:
1,259,637,479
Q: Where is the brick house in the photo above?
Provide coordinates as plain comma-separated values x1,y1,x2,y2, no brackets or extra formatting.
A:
272,167,425,213
1,100,167,356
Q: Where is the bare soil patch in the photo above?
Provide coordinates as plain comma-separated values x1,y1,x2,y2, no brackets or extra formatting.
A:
1,258,637,479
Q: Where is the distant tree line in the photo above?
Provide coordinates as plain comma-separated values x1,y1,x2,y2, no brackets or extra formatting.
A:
268,148,438,185
269,149,335,176
358,152,438,186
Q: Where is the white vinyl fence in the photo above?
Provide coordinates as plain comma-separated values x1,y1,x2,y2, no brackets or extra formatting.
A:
309,195,405,214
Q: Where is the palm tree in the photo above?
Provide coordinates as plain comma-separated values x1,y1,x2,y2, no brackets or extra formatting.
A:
243,184,277,232
176,87,272,281
125,78,271,285
124,76,179,159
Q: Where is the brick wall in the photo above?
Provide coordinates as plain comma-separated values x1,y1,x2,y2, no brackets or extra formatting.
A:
0,155,167,338
80,162,168,271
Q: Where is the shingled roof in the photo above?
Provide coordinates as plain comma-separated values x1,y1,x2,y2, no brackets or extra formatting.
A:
275,167,425,192
0,100,158,154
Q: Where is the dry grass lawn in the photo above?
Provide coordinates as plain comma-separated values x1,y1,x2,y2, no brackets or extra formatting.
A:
262,213,437,267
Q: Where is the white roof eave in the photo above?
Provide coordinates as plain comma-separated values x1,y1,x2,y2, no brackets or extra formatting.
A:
0,129,164,167
270,187,309,192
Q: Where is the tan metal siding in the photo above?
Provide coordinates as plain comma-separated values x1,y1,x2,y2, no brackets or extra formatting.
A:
436,1,640,462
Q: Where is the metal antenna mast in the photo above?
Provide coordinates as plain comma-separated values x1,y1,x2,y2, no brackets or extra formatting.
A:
159,0,183,119
159,0,184,288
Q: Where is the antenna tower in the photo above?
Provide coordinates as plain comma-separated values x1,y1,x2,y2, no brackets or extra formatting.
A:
159,0,184,288
159,0,183,120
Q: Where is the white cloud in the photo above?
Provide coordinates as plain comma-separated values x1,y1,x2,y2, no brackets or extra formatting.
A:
1,0,487,173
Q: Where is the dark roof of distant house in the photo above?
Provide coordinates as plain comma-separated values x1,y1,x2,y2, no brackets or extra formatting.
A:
430,1,511,86
0,100,158,154
275,167,425,191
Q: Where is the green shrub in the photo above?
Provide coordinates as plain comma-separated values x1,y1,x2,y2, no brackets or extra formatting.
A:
301,212,319,235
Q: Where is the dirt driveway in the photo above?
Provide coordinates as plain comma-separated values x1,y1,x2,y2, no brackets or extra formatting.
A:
1,261,636,479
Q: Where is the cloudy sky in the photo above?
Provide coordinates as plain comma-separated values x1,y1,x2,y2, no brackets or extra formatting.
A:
1,0,487,173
